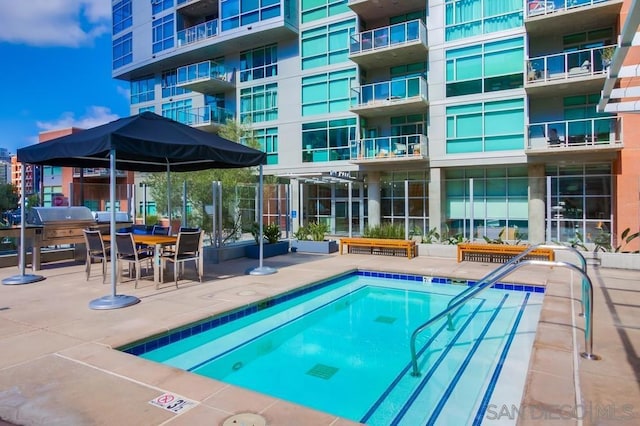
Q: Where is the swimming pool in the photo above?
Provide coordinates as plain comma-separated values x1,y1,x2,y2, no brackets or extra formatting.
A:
122,271,544,425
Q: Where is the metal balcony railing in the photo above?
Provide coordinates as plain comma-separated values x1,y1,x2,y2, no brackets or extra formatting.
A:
527,45,615,83
177,19,218,47
172,106,234,127
349,19,426,54
350,134,427,160
527,116,622,150
177,60,232,86
526,0,610,17
351,76,428,107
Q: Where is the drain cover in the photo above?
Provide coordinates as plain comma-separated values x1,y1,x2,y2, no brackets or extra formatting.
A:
222,413,266,426
375,315,397,324
306,363,339,380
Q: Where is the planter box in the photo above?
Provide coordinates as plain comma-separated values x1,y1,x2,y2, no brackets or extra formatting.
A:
417,243,457,259
291,239,338,254
245,241,290,259
204,241,254,264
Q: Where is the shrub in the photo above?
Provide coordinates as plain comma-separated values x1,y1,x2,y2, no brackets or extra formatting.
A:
308,222,329,241
252,222,281,244
363,223,405,239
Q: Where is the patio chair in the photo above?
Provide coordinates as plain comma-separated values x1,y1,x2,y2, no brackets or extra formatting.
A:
161,230,203,288
115,232,153,288
83,229,109,283
152,225,171,235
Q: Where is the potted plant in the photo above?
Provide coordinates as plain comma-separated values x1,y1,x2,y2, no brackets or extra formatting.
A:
601,46,615,69
245,222,289,258
291,222,338,254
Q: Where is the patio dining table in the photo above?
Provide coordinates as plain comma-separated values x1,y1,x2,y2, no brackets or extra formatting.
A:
103,234,177,285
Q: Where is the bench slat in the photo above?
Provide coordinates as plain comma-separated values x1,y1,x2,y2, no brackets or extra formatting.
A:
340,238,416,259
457,243,554,263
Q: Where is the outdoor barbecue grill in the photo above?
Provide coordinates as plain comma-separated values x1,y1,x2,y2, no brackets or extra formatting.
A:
27,206,97,247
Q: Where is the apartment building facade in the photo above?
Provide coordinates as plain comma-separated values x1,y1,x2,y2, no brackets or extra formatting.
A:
113,0,637,247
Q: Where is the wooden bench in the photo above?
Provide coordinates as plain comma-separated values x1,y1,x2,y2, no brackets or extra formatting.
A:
457,243,555,263
339,237,417,259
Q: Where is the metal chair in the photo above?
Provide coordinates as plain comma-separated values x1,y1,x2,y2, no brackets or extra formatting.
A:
115,232,153,288
152,225,171,235
83,229,109,283
161,230,203,288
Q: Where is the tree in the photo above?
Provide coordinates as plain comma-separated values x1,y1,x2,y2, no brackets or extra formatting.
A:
144,119,265,242
0,183,19,212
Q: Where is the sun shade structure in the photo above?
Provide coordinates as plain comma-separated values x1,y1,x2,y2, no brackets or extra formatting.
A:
17,111,266,172
16,112,266,309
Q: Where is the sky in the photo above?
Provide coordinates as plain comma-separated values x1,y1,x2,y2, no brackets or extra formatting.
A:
0,0,130,155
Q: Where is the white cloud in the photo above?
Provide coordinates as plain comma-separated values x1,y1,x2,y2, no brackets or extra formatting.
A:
116,85,131,101
0,0,111,47
36,106,119,131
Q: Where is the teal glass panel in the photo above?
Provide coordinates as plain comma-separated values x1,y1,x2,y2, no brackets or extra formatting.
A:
485,98,523,111
484,135,523,151
485,50,523,76
484,110,523,135
487,178,506,196
486,199,508,217
457,55,482,79
457,113,482,137
446,116,455,137
446,179,465,197
508,199,529,219
508,178,528,196
447,199,468,217
447,103,481,115
447,138,483,153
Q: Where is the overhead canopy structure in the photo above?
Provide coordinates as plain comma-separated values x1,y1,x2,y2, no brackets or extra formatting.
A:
15,111,266,309
18,111,266,171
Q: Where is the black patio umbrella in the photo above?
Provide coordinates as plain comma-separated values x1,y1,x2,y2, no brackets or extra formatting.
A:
10,112,267,309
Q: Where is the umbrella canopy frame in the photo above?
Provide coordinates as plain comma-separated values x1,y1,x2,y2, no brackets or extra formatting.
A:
14,112,267,309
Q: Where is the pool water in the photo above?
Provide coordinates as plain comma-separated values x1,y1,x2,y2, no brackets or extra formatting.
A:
126,272,544,425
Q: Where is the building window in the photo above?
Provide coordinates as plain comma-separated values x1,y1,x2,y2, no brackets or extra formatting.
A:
446,98,524,153
113,0,132,34
130,76,155,104
220,0,281,32
301,68,355,116
301,19,355,70
240,44,278,82
546,163,612,244
112,32,133,69
240,83,278,123
445,0,523,41
301,0,349,24
152,14,174,53
139,106,156,113
162,69,190,98
445,167,529,241
244,127,278,165
446,37,524,97
381,170,430,234
152,0,174,15
162,99,193,124
302,118,355,162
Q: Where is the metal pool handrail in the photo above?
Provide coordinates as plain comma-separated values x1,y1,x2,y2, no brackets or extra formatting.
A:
445,244,588,330
409,258,599,377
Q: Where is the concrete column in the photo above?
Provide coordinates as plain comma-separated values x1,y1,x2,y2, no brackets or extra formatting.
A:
367,171,381,227
429,167,444,235
528,164,546,244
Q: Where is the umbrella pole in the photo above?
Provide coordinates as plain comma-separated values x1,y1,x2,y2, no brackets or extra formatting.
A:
89,149,140,309
2,163,45,285
249,164,276,276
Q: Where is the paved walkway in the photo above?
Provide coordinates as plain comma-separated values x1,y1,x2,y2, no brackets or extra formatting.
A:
0,251,638,425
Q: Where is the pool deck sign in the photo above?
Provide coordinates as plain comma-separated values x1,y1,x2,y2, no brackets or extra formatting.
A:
149,393,197,414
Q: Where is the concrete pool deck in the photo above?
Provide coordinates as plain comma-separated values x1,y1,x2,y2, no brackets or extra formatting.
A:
0,251,638,425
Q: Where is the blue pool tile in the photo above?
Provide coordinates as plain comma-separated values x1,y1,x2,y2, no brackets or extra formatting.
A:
514,285,524,291
524,286,534,292
494,283,504,290
504,284,514,290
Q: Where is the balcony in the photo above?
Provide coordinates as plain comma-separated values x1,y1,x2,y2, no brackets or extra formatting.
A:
350,76,428,118
526,117,623,155
348,0,426,22
176,19,218,48
349,20,427,69
525,0,622,36
164,106,234,132
349,134,428,163
177,60,235,93
525,45,612,96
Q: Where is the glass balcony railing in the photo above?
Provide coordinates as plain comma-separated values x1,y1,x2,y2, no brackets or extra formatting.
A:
526,0,610,17
349,19,426,54
351,76,428,107
72,168,126,177
350,134,427,160
526,116,622,150
526,45,614,83
177,60,232,86
177,19,218,47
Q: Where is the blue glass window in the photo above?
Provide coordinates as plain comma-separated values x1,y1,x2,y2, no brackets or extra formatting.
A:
152,0,174,15
153,14,175,53
113,33,133,69
240,44,278,82
301,0,349,24
302,118,356,162
445,0,522,41
161,69,190,98
301,19,355,70
240,83,278,123
301,68,355,116
221,0,280,32
131,76,155,104
113,0,132,34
